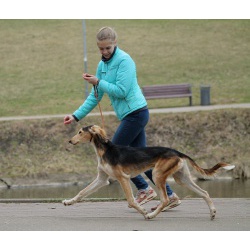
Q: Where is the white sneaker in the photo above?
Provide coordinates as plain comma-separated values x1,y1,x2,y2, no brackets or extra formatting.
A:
129,186,157,207
151,193,181,212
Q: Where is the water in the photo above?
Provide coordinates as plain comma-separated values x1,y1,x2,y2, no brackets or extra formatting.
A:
0,178,249,199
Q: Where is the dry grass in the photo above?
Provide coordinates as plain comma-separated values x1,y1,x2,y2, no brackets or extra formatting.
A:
0,109,249,181
0,20,250,116
1,20,249,183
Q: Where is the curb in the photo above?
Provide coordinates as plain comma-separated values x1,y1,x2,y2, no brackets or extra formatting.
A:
0,198,126,203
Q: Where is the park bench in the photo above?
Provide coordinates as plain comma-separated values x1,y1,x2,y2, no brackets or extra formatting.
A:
142,83,192,106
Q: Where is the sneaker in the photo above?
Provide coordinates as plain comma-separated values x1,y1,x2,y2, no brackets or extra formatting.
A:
129,186,157,207
151,193,181,212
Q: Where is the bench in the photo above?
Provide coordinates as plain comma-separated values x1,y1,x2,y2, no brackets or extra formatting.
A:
142,83,192,106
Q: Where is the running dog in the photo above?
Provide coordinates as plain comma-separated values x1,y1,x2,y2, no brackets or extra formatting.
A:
63,125,235,220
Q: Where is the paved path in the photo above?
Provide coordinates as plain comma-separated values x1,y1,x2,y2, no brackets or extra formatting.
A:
0,103,249,121
0,198,249,231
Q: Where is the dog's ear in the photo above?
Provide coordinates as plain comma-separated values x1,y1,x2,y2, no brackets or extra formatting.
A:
89,125,108,143
88,125,99,135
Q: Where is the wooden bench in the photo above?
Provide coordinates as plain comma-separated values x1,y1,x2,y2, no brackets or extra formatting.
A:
142,83,192,106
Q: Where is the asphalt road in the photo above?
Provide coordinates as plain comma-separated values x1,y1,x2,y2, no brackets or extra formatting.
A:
0,198,249,231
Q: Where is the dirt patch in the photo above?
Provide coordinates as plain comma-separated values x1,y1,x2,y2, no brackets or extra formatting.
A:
0,109,249,186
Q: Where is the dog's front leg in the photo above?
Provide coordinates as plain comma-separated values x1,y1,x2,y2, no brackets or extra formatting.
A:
63,169,109,206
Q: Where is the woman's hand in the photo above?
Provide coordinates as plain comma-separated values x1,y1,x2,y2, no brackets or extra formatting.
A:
82,73,99,85
64,115,75,125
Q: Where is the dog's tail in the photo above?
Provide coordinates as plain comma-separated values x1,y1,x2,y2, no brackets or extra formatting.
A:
180,153,235,176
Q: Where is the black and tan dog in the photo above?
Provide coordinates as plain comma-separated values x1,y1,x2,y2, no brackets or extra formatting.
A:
63,125,235,220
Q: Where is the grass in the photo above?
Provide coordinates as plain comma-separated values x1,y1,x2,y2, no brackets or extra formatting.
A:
0,20,249,182
0,19,250,116
0,109,250,181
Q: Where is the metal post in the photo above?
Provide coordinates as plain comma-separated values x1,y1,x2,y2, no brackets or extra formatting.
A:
82,20,89,98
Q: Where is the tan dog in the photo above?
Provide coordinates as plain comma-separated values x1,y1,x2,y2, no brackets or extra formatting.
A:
63,125,235,220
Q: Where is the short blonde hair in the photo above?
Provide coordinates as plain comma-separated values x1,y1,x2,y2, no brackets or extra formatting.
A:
96,27,117,42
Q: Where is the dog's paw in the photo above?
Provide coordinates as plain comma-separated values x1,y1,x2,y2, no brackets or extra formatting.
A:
144,213,153,220
210,209,216,220
62,199,75,206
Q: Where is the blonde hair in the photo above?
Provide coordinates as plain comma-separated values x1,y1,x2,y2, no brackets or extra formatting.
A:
96,27,117,42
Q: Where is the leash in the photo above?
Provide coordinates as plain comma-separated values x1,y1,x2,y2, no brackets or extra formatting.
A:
93,85,105,129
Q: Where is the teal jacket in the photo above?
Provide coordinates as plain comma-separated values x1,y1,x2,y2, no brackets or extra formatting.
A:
73,47,147,121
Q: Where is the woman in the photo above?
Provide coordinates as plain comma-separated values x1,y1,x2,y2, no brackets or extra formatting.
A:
64,26,181,211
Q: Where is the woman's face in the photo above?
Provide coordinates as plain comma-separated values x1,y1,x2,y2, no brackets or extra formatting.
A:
97,39,116,60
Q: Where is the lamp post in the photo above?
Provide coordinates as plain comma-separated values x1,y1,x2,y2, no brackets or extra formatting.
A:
82,19,88,98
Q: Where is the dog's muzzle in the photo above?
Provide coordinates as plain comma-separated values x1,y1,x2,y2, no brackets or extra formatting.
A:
69,140,78,145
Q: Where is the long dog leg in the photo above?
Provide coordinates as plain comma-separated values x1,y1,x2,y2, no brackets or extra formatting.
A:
173,162,216,220
146,177,169,219
117,177,148,218
146,158,180,219
63,169,109,206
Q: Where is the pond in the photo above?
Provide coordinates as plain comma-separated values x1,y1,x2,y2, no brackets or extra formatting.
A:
0,178,249,200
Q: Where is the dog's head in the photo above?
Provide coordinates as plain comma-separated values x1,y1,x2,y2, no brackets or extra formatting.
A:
69,125,108,145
